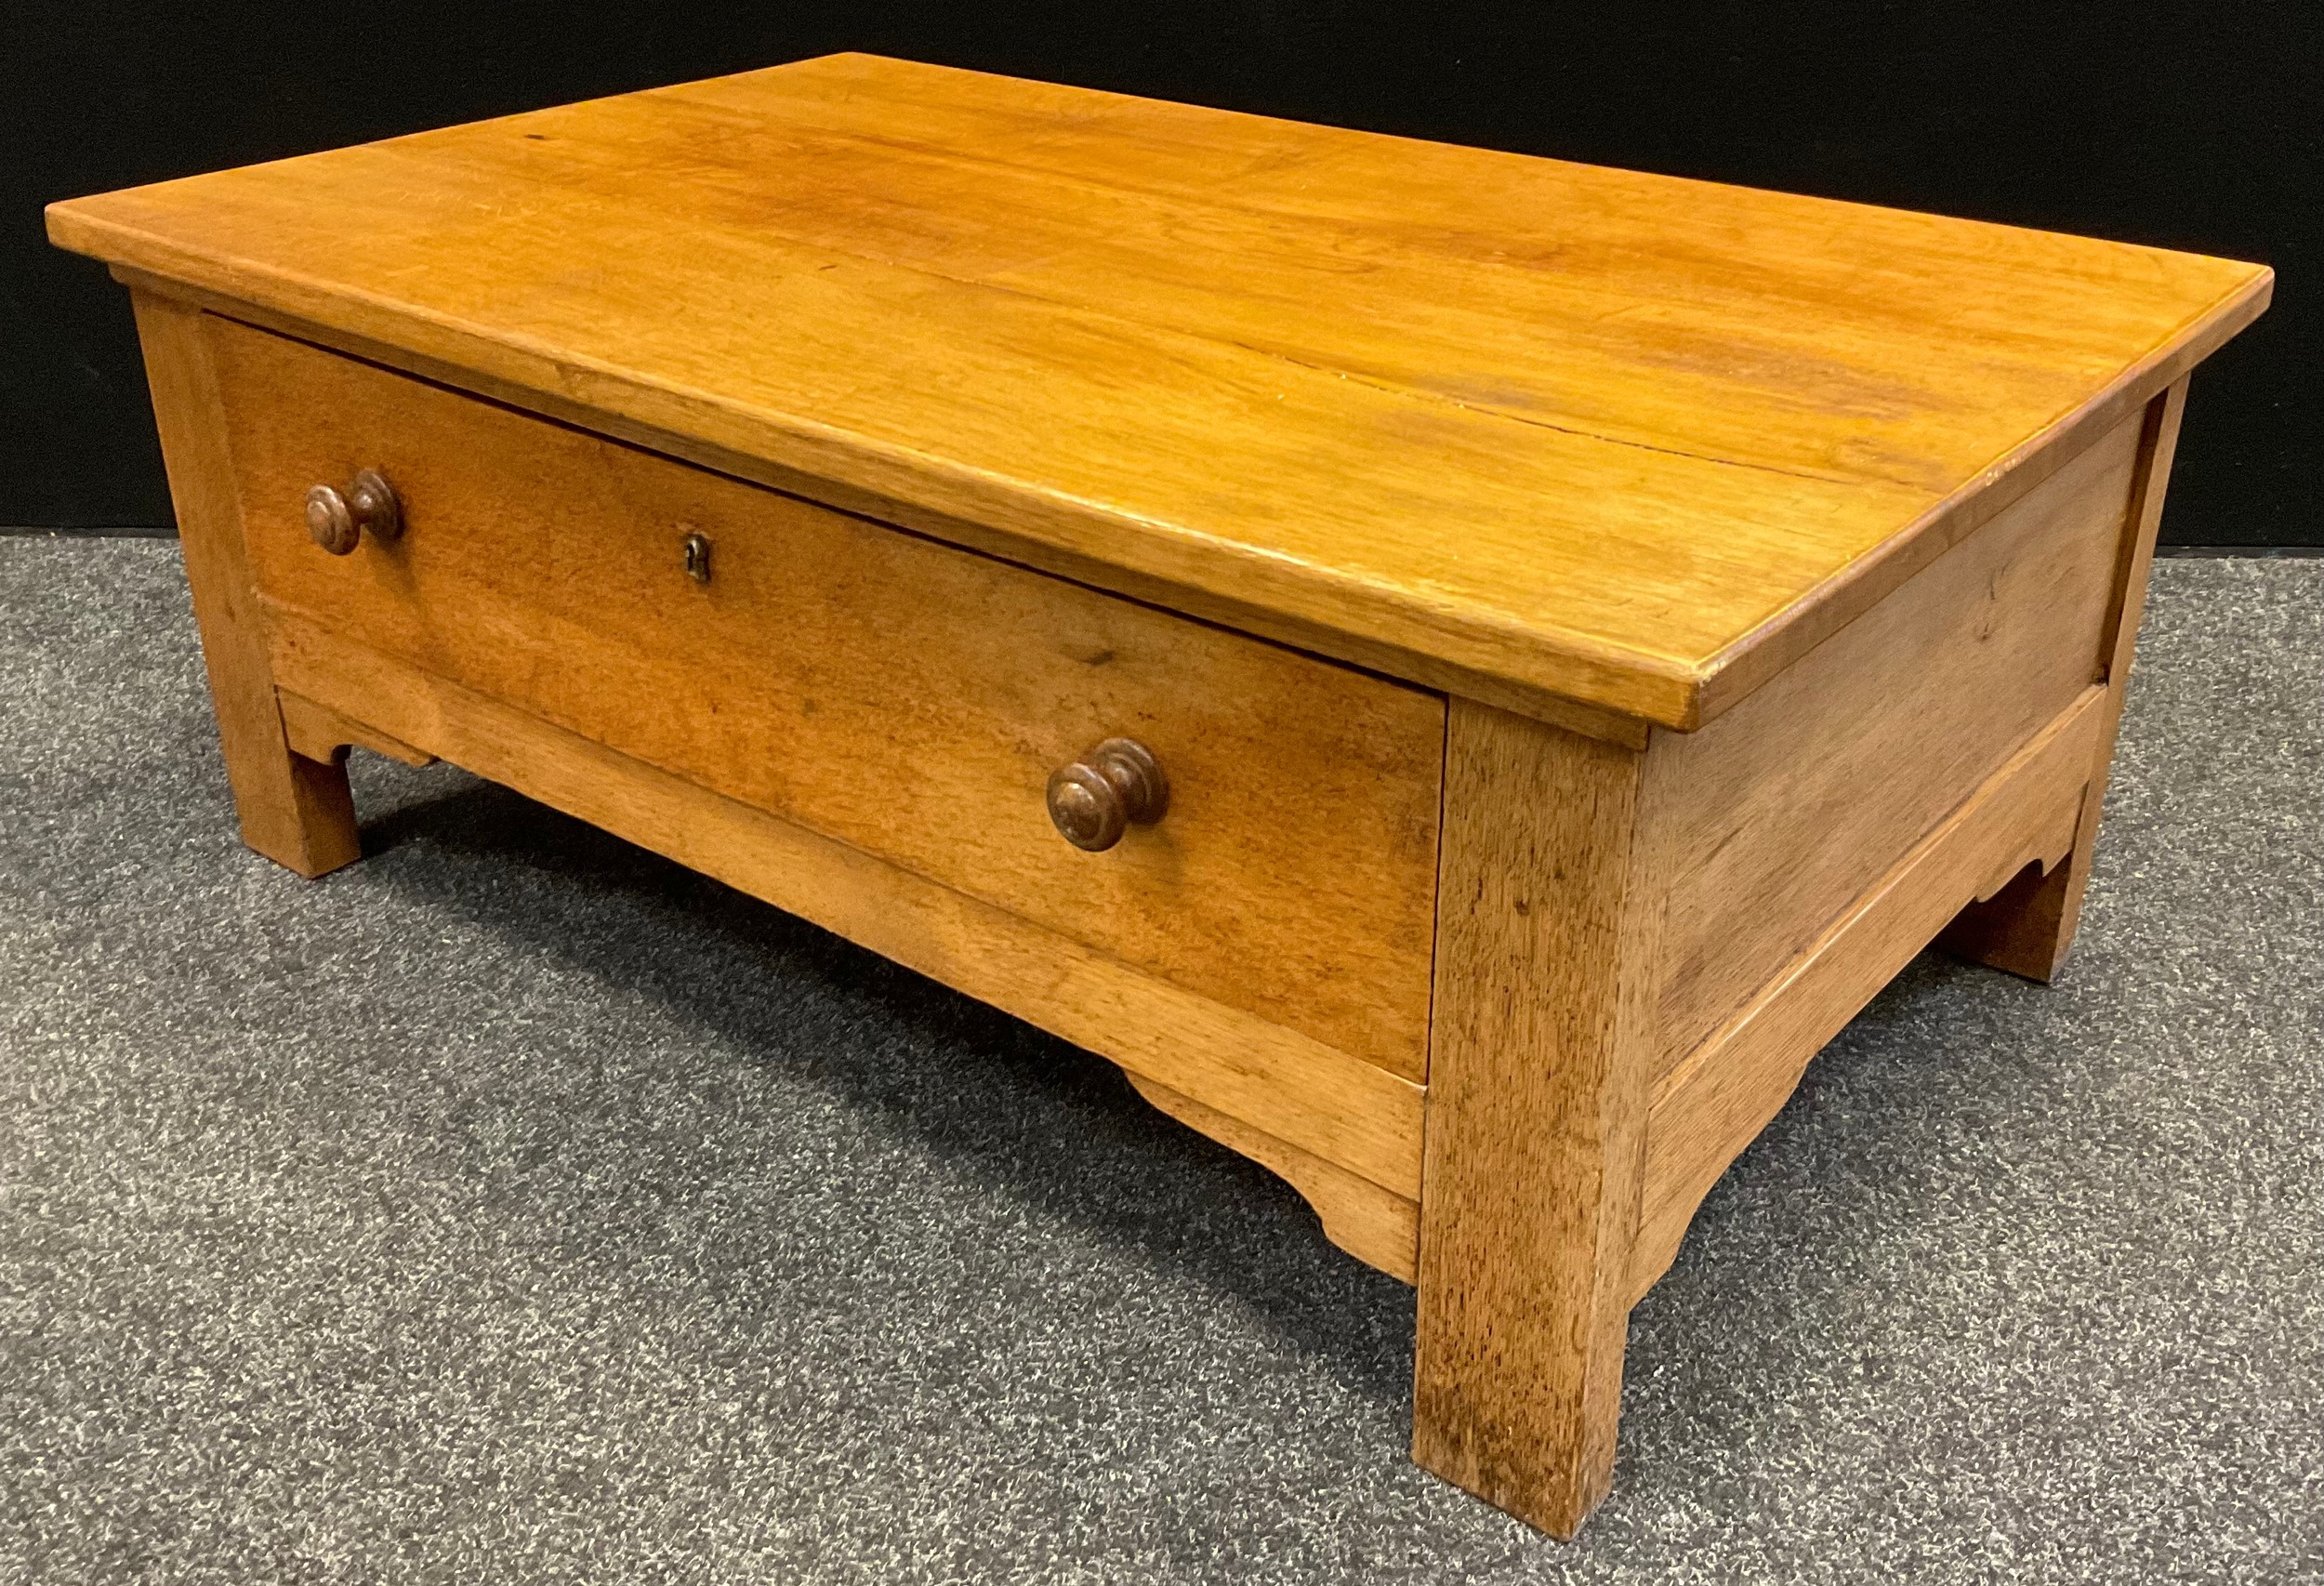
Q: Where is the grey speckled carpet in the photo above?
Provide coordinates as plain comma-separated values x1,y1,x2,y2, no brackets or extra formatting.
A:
1,541,2317,1585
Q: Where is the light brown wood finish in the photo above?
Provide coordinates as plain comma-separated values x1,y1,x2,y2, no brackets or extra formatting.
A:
130,292,359,878
1126,1075,1419,1282
266,609,1429,1201
208,315,1444,1080
279,691,435,769
1651,404,2147,1073
1414,702,1670,1538
59,60,2277,1543
1942,381,2189,980
1409,378,2180,1530
49,55,2270,729
1630,684,2105,1298
105,268,1648,750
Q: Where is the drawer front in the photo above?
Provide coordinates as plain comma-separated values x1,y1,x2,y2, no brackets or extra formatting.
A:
210,317,1445,1079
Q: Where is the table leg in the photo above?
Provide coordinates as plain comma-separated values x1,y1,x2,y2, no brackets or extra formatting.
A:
1412,699,1670,1538
133,290,360,879
1942,379,2186,981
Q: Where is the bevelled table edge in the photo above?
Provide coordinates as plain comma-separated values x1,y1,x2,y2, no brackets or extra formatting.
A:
49,213,2271,743
1693,264,2273,722
83,258,1667,746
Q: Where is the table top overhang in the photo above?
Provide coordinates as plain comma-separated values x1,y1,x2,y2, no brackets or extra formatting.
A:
48,52,2271,728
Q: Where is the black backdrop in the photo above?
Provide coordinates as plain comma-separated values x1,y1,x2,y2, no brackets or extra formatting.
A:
5,1,2314,543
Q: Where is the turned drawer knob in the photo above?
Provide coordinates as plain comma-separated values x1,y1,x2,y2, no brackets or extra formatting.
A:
1047,737,1169,852
304,469,402,554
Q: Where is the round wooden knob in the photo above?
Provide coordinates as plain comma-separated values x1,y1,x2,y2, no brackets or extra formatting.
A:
304,484,357,554
1046,737,1169,852
304,469,402,554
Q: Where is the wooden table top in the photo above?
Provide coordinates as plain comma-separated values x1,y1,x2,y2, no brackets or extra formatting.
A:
49,53,2270,728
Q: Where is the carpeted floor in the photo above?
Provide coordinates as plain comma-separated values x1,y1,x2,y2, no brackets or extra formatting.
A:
1,541,2316,1584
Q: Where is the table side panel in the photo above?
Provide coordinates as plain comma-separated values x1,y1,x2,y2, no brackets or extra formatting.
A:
1651,408,2146,1076
1631,682,2106,1298
208,314,1446,1080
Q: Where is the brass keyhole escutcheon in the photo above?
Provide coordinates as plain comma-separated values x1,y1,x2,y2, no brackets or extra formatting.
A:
682,531,713,585
1046,737,1169,852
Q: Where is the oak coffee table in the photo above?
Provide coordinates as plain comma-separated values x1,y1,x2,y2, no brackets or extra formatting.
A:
49,54,2270,1536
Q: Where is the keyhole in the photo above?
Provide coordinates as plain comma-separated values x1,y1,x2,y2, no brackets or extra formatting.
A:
681,532,713,585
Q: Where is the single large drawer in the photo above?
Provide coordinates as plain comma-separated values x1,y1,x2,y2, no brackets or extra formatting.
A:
209,316,1445,1079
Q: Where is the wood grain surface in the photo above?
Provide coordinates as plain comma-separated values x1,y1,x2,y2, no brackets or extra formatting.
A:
1413,702,1670,1537
279,691,435,768
1649,403,2146,1074
129,292,361,878
1631,684,2106,1299
1126,1074,1419,1282
49,54,2271,729
265,609,1429,1199
1941,381,2189,979
210,315,1445,1079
